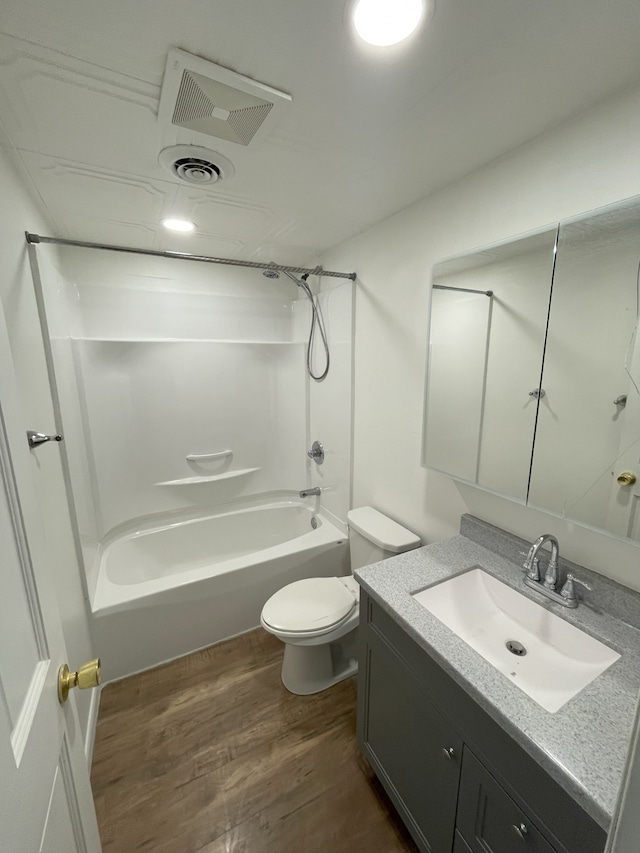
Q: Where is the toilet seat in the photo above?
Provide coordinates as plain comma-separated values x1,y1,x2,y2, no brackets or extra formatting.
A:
261,576,358,637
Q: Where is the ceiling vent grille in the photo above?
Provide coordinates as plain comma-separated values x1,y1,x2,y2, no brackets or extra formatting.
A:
159,48,292,147
158,145,235,186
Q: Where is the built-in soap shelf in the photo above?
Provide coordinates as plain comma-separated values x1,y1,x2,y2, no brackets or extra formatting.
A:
155,467,261,486
186,449,233,463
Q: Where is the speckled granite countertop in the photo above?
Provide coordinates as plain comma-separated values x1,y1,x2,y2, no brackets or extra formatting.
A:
354,515,640,831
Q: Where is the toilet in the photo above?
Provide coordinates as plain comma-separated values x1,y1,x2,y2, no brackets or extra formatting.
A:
260,506,421,695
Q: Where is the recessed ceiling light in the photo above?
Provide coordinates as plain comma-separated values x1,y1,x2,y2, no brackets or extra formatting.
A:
353,0,425,47
162,218,196,232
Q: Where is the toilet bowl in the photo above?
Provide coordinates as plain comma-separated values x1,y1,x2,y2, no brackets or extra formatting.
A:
261,506,421,694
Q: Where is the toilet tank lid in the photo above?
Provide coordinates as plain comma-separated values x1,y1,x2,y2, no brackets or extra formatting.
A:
347,507,421,553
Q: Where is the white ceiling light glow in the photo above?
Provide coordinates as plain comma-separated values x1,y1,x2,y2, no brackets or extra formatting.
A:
162,218,196,232
353,0,425,46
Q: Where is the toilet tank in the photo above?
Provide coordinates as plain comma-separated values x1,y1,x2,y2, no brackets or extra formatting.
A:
347,507,421,570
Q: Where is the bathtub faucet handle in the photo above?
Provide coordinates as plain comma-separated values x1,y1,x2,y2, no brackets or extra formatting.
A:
307,441,324,465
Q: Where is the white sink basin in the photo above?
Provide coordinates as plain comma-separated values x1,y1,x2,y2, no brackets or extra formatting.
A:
412,567,620,713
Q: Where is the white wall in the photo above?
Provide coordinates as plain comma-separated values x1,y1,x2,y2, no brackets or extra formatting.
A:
321,82,640,590
0,145,95,739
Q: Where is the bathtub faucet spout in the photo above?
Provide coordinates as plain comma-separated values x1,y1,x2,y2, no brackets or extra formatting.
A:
299,487,321,498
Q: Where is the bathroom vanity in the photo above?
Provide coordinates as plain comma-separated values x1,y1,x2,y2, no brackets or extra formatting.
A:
355,516,640,853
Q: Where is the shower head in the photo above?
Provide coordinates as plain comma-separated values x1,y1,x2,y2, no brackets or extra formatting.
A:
262,268,311,288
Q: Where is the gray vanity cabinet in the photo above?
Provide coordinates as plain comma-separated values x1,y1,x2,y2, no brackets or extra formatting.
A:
457,750,555,853
365,623,463,852
356,591,607,853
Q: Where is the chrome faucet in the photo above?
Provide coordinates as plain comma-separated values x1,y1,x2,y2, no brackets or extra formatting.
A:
299,487,321,498
524,533,560,589
522,533,591,608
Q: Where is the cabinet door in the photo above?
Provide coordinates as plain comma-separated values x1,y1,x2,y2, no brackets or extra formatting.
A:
363,635,463,853
453,831,473,853
457,749,556,853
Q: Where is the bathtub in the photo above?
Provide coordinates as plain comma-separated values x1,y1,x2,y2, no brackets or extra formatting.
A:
91,496,350,681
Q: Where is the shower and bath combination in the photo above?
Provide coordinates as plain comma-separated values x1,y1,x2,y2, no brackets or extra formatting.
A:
26,232,357,679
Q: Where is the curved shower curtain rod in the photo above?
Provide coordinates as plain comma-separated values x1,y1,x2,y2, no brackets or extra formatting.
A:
25,233,357,281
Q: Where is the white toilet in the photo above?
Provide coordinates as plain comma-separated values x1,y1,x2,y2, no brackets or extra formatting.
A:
260,506,421,695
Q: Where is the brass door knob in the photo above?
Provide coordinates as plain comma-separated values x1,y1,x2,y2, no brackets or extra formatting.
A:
58,658,101,704
617,472,637,487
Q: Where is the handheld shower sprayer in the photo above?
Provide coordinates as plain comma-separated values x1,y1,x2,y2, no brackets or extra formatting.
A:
261,267,330,381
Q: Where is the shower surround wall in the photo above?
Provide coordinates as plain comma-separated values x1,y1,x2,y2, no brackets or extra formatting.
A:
34,247,353,621
304,275,355,523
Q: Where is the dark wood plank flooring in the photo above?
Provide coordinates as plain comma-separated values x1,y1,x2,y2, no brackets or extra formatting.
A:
91,628,419,853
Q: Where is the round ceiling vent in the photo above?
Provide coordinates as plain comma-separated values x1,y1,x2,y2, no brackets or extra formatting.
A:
158,145,235,186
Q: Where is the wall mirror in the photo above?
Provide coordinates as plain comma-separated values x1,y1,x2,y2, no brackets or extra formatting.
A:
423,195,640,544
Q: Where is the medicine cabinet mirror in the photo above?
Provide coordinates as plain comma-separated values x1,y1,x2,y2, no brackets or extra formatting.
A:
423,195,640,544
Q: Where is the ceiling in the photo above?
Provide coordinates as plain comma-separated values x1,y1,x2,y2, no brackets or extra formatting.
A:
1,0,640,267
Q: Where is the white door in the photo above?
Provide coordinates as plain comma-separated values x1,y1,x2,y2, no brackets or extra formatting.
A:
0,301,101,852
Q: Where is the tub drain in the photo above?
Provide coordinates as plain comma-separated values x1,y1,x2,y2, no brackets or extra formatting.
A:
310,516,318,529
506,640,527,656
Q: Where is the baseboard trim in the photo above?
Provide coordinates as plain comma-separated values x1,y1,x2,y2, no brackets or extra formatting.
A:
101,624,261,687
84,685,101,768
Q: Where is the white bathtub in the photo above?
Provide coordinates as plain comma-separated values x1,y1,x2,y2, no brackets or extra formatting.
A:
91,497,350,681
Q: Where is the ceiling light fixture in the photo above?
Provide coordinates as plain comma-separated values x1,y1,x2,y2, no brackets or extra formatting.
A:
352,0,426,46
162,218,196,233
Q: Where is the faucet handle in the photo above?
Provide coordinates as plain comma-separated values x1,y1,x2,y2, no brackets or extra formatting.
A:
560,573,592,606
519,549,540,581
307,440,324,465
565,573,592,591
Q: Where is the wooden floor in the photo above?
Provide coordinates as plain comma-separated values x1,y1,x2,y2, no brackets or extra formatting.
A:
91,629,419,853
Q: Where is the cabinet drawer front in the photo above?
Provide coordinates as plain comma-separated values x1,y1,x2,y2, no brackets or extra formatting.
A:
458,749,556,853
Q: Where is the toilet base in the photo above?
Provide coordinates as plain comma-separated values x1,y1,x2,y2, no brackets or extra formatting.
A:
280,628,358,695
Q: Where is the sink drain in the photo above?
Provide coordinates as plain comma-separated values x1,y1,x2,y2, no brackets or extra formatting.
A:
506,640,527,656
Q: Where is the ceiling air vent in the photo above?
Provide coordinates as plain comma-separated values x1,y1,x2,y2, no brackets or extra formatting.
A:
159,48,292,147
158,145,235,186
